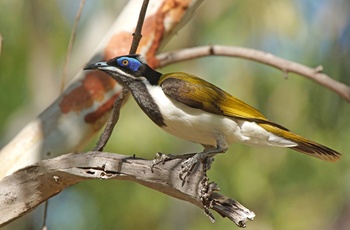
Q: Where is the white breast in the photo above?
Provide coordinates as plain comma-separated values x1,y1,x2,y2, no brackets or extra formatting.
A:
145,84,297,148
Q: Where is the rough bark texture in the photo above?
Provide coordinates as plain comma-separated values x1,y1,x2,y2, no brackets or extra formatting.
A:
0,152,255,228
0,0,204,179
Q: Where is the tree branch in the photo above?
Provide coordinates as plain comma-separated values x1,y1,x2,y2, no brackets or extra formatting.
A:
129,0,150,55
93,88,130,151
0,152,255,228
0,0,204,179
93,0,150,151
156,45,350,102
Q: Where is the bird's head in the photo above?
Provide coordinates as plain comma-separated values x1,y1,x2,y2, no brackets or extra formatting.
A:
84,54,161,86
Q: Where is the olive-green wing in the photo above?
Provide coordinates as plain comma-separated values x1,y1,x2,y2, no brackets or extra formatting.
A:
159,72,341,161
159,72,288,130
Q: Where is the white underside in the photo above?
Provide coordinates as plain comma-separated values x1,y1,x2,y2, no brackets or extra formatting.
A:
146,83,297,148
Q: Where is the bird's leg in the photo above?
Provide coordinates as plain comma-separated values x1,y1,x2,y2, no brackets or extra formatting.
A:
180,135,228,182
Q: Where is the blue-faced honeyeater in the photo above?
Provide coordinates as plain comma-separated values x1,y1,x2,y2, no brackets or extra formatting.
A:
84,54,340,177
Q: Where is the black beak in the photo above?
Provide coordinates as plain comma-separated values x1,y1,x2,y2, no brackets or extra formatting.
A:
83,61,108,70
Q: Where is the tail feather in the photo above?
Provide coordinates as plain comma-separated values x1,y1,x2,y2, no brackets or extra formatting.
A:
260,123,341,162
290,139,341,162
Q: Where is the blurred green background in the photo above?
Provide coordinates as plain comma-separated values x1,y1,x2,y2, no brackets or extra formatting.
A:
1,0,350,229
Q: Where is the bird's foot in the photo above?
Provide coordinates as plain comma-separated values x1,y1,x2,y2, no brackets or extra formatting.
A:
151,152,214,184
151,152,175,168
179,153,214,183
151,152,195,172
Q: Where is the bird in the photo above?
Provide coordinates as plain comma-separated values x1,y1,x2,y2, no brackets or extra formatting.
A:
84,54,341,179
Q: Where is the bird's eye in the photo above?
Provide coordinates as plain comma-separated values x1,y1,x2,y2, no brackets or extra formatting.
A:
122,59,129,66
116,56,141,71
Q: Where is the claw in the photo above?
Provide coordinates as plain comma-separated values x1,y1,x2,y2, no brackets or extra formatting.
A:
151,152,197,173
179,140,227,181
179,154,201,182
151,151,216,184
151,152,174,172
179,153,216,184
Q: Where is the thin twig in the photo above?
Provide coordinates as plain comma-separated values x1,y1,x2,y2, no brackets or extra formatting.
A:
93,88,129,151
93,0,150,151
129,0,150,54
41,201,48,230
156,45,350,103
60,0,86,92
46,1,86,227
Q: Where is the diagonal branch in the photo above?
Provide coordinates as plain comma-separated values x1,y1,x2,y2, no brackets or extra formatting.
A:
156,45,350,102
0,152,255,228
0,0,205,179
93,0,150,151
129,0,150,55
93,88,130,151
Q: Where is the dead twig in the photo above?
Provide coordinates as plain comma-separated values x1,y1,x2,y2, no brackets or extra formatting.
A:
93,88,130,151
129,0,150,55
93,0,150,151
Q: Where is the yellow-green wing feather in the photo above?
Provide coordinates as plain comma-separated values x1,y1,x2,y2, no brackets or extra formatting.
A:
159,72,340,162
160,72,287,130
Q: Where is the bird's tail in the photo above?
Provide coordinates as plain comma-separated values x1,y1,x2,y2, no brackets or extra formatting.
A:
289,136,340,162
260,123,341,162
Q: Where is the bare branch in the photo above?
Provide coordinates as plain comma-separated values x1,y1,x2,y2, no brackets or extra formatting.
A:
0,152,255,228
93,88,130,151
129,0,150,55
156,45,350,102
94,0,150,151
0,0,204,179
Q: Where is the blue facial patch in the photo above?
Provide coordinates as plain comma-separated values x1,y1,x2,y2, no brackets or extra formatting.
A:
116,57,142,72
